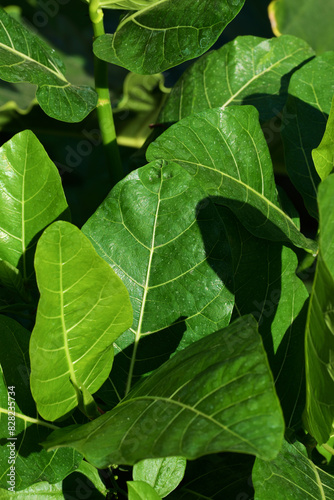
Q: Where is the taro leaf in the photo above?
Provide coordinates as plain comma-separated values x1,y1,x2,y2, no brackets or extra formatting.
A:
160,35,314,123
312,95,334,181
147,106,317,253
303,174,334,444
42,315,285,468
0,7,97,122
0,315,82,491
128,481,162,500
0,130,68,281
281,53,334,218
29,221,133,421
92,0,246,74
83,160,234,405
268,0,334,55
253,439,334,499
133,456,186,497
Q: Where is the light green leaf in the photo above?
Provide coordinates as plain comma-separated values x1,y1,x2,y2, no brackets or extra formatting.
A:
83,160,234,405
253,439,334,499
147,106,317,253
133,456,186,497
269,0,334,54
0,130,68,281
312,95,334,181
304,174,334,444
281,53,334,218
0,481,64,499
0,7,97,122
84,0,157,9
0,315,82,491
75,460,108,496
160,35,314,123
128,481,162,500
42,315,285,468
29,221,133,421
93,0,245,74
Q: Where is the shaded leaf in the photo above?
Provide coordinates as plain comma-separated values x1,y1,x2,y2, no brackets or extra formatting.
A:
0,130,68,281
133,456,186,497
42,316,285,468
0,7,97,122
93,0,245,74
160,35,314,123
312,95,334,181
29,221,133,421
0,259,30,302
128,481,162,500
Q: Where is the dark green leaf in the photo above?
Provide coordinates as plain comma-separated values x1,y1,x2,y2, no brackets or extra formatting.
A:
133,456,186,497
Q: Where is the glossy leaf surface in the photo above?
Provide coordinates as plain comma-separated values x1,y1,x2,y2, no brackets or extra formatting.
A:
43,316,284,468
93,0,245,74
0,7,97,122
30,221,133,421
133,456,186,497
160,35,314,123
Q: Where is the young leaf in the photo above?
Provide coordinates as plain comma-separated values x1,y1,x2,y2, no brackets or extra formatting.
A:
133,456,186,497
29,221,133,421
0,130,68,281
147,106,317,253
42,315,285,468
312,95,334,181
253,439,334,499
0,7,97,122
304,174,334,444
0,315,82,491
282,53,334,218
128,481,162,500
160,35,314,123
93,0,245,74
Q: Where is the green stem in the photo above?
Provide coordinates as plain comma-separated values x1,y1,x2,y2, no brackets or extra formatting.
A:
321,443,334,456
89,0,123,185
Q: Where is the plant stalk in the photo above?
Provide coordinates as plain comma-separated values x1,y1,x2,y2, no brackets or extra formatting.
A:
89,0,123,185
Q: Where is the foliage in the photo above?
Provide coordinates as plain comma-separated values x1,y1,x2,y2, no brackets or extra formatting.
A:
0,0,333,498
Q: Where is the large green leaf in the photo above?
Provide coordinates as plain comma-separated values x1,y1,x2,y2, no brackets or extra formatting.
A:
42,315,285,468
312,95,334,181
0,130,68,281
0,315,82,491
93,0,245,74
303,174,334,444
147,106,317,253
133,456,186,497
281,53,334,218
253,439,334,499
160,35,314,123
29,221,133,421
269,0,334,54
0,7,97,122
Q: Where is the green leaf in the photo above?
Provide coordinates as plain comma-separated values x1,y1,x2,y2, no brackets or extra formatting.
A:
84,0,158,9
253,439,334,499
0,481,64,499
93,0,245,74
147,106,317,253
312,95,334,181
83,160,234,404
0,315,82,491
128,481,162,500
160,35,314,123
42,315,284,468
0,259,30,302
133,456,186,497
0,7,97,122
0,130,68,281
269,0,334,54
29,220,133,421
304,174,334,444
281,53,334,218
75,460,108,496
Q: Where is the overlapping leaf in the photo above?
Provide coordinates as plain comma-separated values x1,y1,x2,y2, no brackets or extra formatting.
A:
147,106,317,252
29,221,133,421
160,35,314,123
42,316,285,468
312,95,334,181
0,7,97,122
0,315,82,491
304,174,334,444
253,439,334,499
128,481,162,500
83,160,234,404
93,0,245,74
282,52,334,218
133,456,186,497
0,130,68,281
